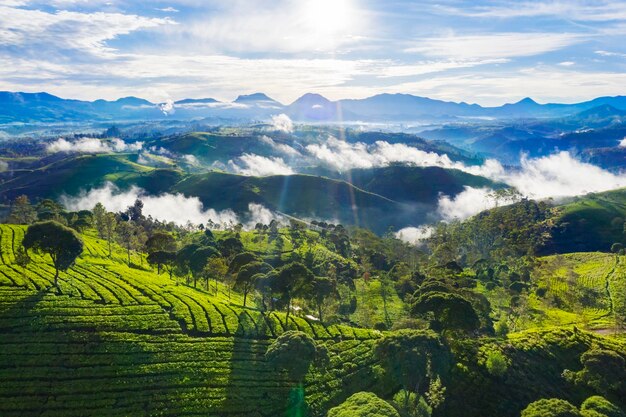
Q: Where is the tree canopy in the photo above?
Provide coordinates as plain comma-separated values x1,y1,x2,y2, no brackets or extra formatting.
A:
22,221,83,287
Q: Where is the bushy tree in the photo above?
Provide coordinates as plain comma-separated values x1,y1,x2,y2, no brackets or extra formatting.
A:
412,291,480,334
309,276,337,321
581,396,626,417
265,330,325,382
234,261,273,306
203,256,228,292
328,392,400,417
565,348,626,396
274,262,314,322
22,221,83,288
145,231,177,274
521,398,582,417
374,330,451,404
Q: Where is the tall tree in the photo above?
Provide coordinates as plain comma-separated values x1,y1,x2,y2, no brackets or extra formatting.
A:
234,262,273,307
309,276,337,322
116,221,137,266
203,256,228,292
145,231,176,274
102,212,117,257
22,221,83,288
7,195,37,225
92,203,107,238
274,262,314,323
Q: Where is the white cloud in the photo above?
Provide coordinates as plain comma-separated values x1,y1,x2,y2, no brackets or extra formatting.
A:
183,154,200,165
395,226,434,245
60,182,239,227
46,137,143,153
558,61,575,66
156,7,179,13
497,152,626,199
446,1,626,21
619,137,626,147
406,33,582,60
158,99,175,115
437,187,520,221
305,136,458,171
0,160,8,172
270,114,293,133
0,5,173,57
259,136,301,157
166,0,367,54
228,153,294,176
60,183,282,228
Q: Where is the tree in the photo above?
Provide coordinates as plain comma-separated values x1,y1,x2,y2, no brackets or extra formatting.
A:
203,256,228,293
92,203,107,238
145,231,177,274
228,252,260,275
265,330,324,382
328,392,400,417
36,199,64,222
234,262,273,307
309,276,337,321
521,399,582,417
218,236,244,260
412,291,480,334
565,348,626,397
14,246,31,277
147,251,177,278
116,221,137,266
274,262,314,323
581,396,626,417
374,330,451,408
7,195,37,224
22,221,83,288
102,212,117,257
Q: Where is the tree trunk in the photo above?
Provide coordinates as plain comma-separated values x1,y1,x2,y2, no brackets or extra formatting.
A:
54,268,59,288
243,290,247,307
285,298,291,326
158,263,161,275
108,239,112,257
127,246,131,266
193,275,197,288
318,304,323,322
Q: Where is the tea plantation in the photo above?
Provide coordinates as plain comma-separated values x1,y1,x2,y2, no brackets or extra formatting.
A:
0,224,380,417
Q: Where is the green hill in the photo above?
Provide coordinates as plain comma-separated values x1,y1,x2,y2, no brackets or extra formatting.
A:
0,154,183,201
542,188,626,253
336,165,505,205
173,172,412,233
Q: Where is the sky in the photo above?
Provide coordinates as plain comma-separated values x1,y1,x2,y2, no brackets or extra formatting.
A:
1,0,626,105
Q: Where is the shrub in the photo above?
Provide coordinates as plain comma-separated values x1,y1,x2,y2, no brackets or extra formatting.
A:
328,392,400,417
521,398,582,417
485,350,509,377
581,396,626,417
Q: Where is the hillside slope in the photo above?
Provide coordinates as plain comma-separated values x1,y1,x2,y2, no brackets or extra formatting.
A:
0,224,380,417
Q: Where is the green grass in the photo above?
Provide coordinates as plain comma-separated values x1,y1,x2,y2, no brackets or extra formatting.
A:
0,224,381,417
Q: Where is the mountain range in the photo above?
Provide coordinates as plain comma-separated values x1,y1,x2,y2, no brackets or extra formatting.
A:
3,90,626,123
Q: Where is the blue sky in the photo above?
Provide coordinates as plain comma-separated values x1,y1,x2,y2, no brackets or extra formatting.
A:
1,0,625,105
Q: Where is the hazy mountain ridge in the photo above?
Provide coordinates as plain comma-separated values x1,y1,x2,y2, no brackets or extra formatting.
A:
4,90,626,123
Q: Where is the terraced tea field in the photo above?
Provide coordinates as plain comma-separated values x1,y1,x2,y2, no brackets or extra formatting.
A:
530,252,626,329
0,224,381,417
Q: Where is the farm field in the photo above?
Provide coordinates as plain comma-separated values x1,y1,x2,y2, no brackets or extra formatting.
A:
0,224,380,417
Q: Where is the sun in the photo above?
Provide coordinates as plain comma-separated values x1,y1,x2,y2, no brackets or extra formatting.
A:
300,0,358,49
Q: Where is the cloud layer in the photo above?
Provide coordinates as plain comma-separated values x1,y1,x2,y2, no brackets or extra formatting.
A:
46,138,143,153
60,182,281,228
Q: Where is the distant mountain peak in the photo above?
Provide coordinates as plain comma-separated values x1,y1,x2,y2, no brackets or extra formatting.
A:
175,98,219,104
291,93,332,106
234,93,277,103
515,97,539,105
